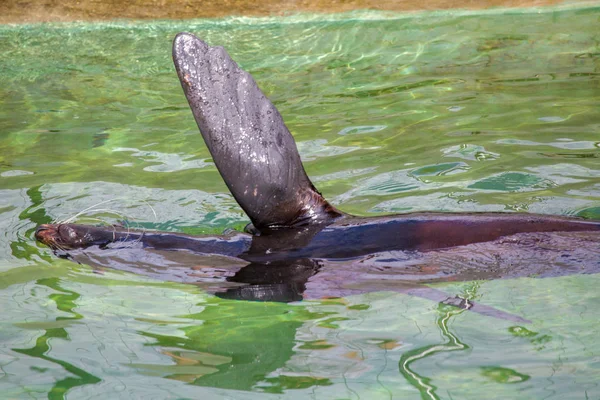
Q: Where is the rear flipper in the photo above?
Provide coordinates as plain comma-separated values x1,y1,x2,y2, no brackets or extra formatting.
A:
404,286,531,323
172,33,341,231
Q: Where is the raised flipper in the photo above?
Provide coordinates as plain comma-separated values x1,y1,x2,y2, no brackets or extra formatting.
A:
172,33,342,231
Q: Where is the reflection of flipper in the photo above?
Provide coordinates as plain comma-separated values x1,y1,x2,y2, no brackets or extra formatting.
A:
217,259,321,302
173,33,341,231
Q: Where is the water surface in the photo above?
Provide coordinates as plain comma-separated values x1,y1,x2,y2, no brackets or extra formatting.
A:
1,6,600,399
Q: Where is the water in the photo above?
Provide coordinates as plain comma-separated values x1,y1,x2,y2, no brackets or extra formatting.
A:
1,5,600,399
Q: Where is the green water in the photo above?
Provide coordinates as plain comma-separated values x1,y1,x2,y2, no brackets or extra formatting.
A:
1,6,600,399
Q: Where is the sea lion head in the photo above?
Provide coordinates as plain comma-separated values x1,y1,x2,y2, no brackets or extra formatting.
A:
35,223,117,251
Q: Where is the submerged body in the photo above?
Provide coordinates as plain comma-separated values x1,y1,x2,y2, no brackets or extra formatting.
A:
36,33,600,320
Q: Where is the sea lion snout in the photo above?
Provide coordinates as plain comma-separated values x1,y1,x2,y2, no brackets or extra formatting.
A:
35,223,81,249
36,223,127,251
35,224,60,248
35,224,54,239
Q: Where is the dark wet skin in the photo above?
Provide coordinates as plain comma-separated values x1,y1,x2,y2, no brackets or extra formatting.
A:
35,212,600,259
35,33,600,322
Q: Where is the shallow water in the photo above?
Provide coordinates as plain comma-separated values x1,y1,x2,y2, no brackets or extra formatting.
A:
1,6,600,399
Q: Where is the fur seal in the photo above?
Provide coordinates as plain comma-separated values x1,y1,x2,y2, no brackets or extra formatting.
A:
35,33,600,319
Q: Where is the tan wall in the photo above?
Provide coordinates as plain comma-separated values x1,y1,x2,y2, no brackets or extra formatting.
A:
1,0,567,24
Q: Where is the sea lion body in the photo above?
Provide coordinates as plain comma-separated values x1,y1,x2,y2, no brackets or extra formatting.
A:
35,33,600,320
36,211,600,260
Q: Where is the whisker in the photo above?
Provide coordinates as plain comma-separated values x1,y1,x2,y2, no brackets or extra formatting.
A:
71,208,127,222
140,199,158,223
118,223,145,250
60,199,118,225
47,196,159,253
52,241,68,254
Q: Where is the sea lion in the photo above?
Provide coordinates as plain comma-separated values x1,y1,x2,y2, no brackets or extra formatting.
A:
35,33,600,319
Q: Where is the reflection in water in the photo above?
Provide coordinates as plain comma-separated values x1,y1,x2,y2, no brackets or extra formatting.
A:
398,285,476,400
3,251,600,398
129,348,231,383
12,278,101,397
11,186,53,264
126,283,477,396
480,366,529,384
134,298,319,392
